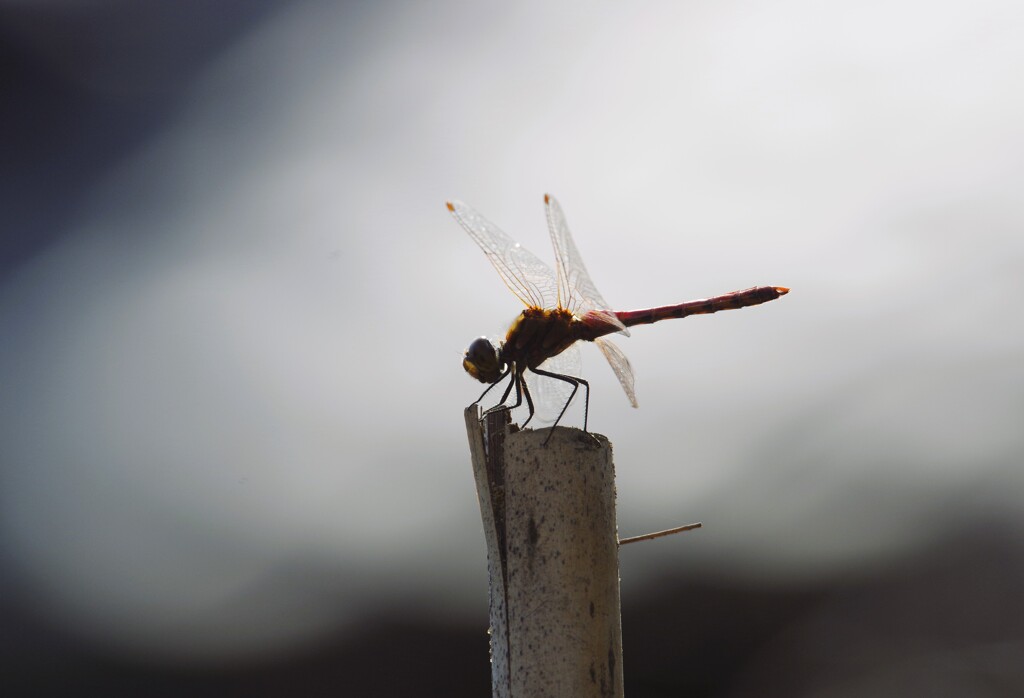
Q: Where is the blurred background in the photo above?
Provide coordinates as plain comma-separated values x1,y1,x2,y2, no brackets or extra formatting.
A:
1,0,1022,695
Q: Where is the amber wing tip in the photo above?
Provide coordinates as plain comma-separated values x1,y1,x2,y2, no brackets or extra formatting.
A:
543,193,550,204
775,286,790,295
445,201,455,212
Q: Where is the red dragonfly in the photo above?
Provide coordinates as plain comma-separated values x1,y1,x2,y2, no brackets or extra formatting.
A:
447,194,788,434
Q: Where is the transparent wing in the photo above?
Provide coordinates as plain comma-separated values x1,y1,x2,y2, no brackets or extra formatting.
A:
594,336,638,407
526,343,583,424
544,194,628,335
448,200,559,309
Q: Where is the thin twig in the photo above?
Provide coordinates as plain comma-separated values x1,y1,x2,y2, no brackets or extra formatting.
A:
619,522,702,545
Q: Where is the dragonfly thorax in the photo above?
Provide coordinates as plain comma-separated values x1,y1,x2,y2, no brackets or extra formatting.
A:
501,306,582,371
463,336,505,384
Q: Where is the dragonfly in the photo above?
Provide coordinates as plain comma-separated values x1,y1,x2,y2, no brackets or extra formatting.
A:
447,194,788,435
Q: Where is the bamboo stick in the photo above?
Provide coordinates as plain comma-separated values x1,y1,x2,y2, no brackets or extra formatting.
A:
465,406,623,698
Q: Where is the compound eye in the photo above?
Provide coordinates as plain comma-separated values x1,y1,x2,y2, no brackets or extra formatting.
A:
466,337,496,362
463,337,502,383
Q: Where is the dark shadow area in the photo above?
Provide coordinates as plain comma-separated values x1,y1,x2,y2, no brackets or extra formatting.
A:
0,0,283,273
4,521,1022,696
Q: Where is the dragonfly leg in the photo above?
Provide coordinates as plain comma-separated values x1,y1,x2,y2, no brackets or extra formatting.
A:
479,367,526,424
471,366,512,408
519,374,537,429
493,369,529,422
530,366,590,437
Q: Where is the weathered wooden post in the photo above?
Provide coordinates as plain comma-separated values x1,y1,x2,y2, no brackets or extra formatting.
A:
465,406,624,697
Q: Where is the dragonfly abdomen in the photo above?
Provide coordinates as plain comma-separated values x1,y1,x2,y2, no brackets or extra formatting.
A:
615,286,789,327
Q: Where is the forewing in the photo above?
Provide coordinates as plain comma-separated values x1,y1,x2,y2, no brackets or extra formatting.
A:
594,337,638,408
544,194,628,335
448,200,558,309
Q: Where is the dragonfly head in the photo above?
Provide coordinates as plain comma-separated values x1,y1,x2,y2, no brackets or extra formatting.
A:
463,337,504,384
